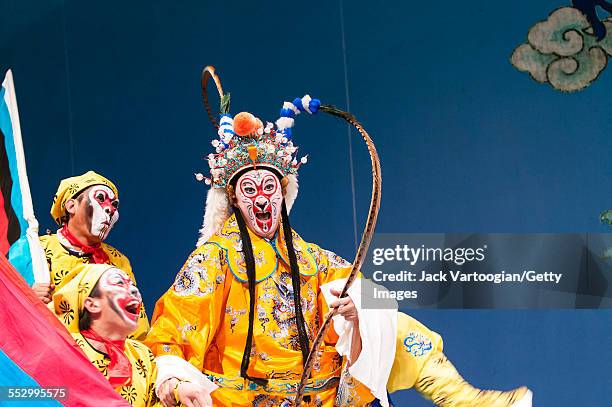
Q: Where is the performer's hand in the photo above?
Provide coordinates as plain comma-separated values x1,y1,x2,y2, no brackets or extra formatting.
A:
177,381,213,407
329,288,359,322
158,377,179,407
329,288,362,363
32,282,54,304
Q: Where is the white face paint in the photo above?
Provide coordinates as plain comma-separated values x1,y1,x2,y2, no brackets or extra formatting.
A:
235,169,283,238
97,268,142,329
87,186,119,241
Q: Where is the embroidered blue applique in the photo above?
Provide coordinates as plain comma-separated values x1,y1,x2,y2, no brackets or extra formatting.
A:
404,332,433,357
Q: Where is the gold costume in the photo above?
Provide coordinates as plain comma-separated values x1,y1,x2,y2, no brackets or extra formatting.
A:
146,214,374,406
73,333,159,407
41,232,149,340
146,214,528,406
144,72,530,406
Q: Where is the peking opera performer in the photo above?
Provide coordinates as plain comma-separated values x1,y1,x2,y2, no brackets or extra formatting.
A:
145,68,533,407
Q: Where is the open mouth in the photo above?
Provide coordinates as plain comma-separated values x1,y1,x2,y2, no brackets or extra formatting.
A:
255,211,271,222
124,300,141,319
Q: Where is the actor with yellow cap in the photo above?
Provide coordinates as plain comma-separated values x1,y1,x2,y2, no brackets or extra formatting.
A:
50,263,216,407
32,171,149,340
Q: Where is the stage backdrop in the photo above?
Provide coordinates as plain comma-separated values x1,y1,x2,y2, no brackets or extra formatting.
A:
1,1,611,405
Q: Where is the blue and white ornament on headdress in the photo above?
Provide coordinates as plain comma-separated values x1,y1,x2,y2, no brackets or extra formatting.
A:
196,94,320,246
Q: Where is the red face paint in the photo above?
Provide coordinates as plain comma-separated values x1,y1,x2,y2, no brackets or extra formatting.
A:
87,186,120,241
98,269,141,325
235,169,283,238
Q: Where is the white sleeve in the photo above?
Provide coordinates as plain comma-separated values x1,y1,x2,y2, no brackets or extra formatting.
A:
154,355,218,395
320,278,398,407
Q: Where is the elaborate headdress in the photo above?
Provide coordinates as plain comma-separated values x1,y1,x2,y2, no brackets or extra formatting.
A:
195,66,320,245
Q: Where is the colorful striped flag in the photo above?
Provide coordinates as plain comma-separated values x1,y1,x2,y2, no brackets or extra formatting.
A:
0,69,48,286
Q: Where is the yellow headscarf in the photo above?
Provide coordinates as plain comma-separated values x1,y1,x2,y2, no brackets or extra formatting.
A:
50,263,115,333
50,171,119,225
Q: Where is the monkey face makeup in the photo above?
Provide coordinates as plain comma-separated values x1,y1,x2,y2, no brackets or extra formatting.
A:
87,185,119,241
96,268,142,331
234,169,283,238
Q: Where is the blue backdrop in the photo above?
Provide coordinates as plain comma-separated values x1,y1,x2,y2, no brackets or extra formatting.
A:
1,0,611,405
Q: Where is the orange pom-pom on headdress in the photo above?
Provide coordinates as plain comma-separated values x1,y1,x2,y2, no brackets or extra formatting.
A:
205,95,316,189
254,118,263,132
233,112,258,136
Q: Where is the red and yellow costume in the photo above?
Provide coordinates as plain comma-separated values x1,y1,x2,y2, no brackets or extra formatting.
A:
43,171,149,339
50,264,159,406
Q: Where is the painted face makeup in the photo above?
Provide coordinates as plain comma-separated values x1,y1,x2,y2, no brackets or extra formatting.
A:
87,185,119,241
235,169,283,238
98,268,142,328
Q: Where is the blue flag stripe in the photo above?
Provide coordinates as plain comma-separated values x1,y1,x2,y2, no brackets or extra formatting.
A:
0,85,35,285
0,350,62,406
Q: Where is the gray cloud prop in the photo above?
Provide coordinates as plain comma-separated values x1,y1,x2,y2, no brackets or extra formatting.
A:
511,7,612,92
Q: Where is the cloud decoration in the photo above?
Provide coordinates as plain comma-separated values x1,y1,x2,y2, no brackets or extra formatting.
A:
511,7,612,92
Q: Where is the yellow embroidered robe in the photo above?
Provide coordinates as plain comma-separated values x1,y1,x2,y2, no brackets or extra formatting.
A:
72,333,159,407
145,214,375,406
40,233,149,340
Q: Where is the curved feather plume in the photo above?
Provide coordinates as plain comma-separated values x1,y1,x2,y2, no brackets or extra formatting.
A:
294,104,382,406
201,65,229,128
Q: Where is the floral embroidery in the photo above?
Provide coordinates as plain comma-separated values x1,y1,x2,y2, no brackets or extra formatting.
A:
135,358,147,378
253,395,293,407
67,183,80,195
78,281,90,294
174,267,198,295
335,365,362,406
226,306,246,332
59,300,74,325
93,358,109,376
174,252,216,297
257,303,270,332
180,323,197,341
148,382,159,405
324,249,351,269
107,246,121,258
120,385,137,404
53,269,70,286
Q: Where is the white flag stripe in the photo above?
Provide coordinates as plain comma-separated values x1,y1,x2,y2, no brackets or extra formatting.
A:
2,70,49,284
